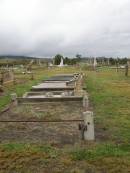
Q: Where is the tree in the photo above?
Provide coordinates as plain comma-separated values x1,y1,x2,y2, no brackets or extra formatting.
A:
109,57,116,65
76,54,82,63
76,54,82,59
64,57,70,65
54,54,64,65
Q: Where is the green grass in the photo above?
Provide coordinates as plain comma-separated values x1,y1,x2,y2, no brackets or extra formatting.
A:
1,66,130,172
86,68,130,143
71,143,130,161
0,143,58,157
0,75,44,110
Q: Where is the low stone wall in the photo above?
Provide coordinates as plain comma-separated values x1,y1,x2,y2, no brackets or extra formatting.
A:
17,96,83,103
31,87,74,91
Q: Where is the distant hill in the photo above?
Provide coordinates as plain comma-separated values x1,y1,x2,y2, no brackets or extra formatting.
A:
0,56,53,67
0,55,52,62
0,55,37,59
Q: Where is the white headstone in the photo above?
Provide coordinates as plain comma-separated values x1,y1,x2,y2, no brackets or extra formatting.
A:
58,58,64,67
93,58,97,67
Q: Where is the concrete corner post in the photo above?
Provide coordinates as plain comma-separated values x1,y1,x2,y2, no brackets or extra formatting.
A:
83,111,95,141
83,95,89,109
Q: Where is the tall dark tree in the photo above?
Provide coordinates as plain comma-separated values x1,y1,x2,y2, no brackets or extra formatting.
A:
54,54,64,65
76,54,82,59
64,57,70,65
75,54,82,63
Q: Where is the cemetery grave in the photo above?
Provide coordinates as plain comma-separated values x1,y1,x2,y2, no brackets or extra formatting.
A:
0,72,94,144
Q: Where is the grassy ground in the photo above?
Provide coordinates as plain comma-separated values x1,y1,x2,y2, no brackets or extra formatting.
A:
87,68,130,144
1,66,130,172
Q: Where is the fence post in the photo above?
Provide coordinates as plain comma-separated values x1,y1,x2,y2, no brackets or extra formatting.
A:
125,64,128,76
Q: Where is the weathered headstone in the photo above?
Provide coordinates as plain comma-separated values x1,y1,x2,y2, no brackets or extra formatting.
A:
93,58,97,70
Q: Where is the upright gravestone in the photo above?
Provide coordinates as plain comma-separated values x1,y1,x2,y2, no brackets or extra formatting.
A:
58,58,64,67
93,58,97,70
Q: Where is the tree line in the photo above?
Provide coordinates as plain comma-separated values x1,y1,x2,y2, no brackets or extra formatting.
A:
0,55,129,66
53,54,129,65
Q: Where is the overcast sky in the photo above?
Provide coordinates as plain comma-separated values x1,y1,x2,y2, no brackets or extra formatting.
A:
0,0,130,58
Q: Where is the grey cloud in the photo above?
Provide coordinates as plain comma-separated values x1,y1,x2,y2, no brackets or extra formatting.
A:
0,0,130,57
